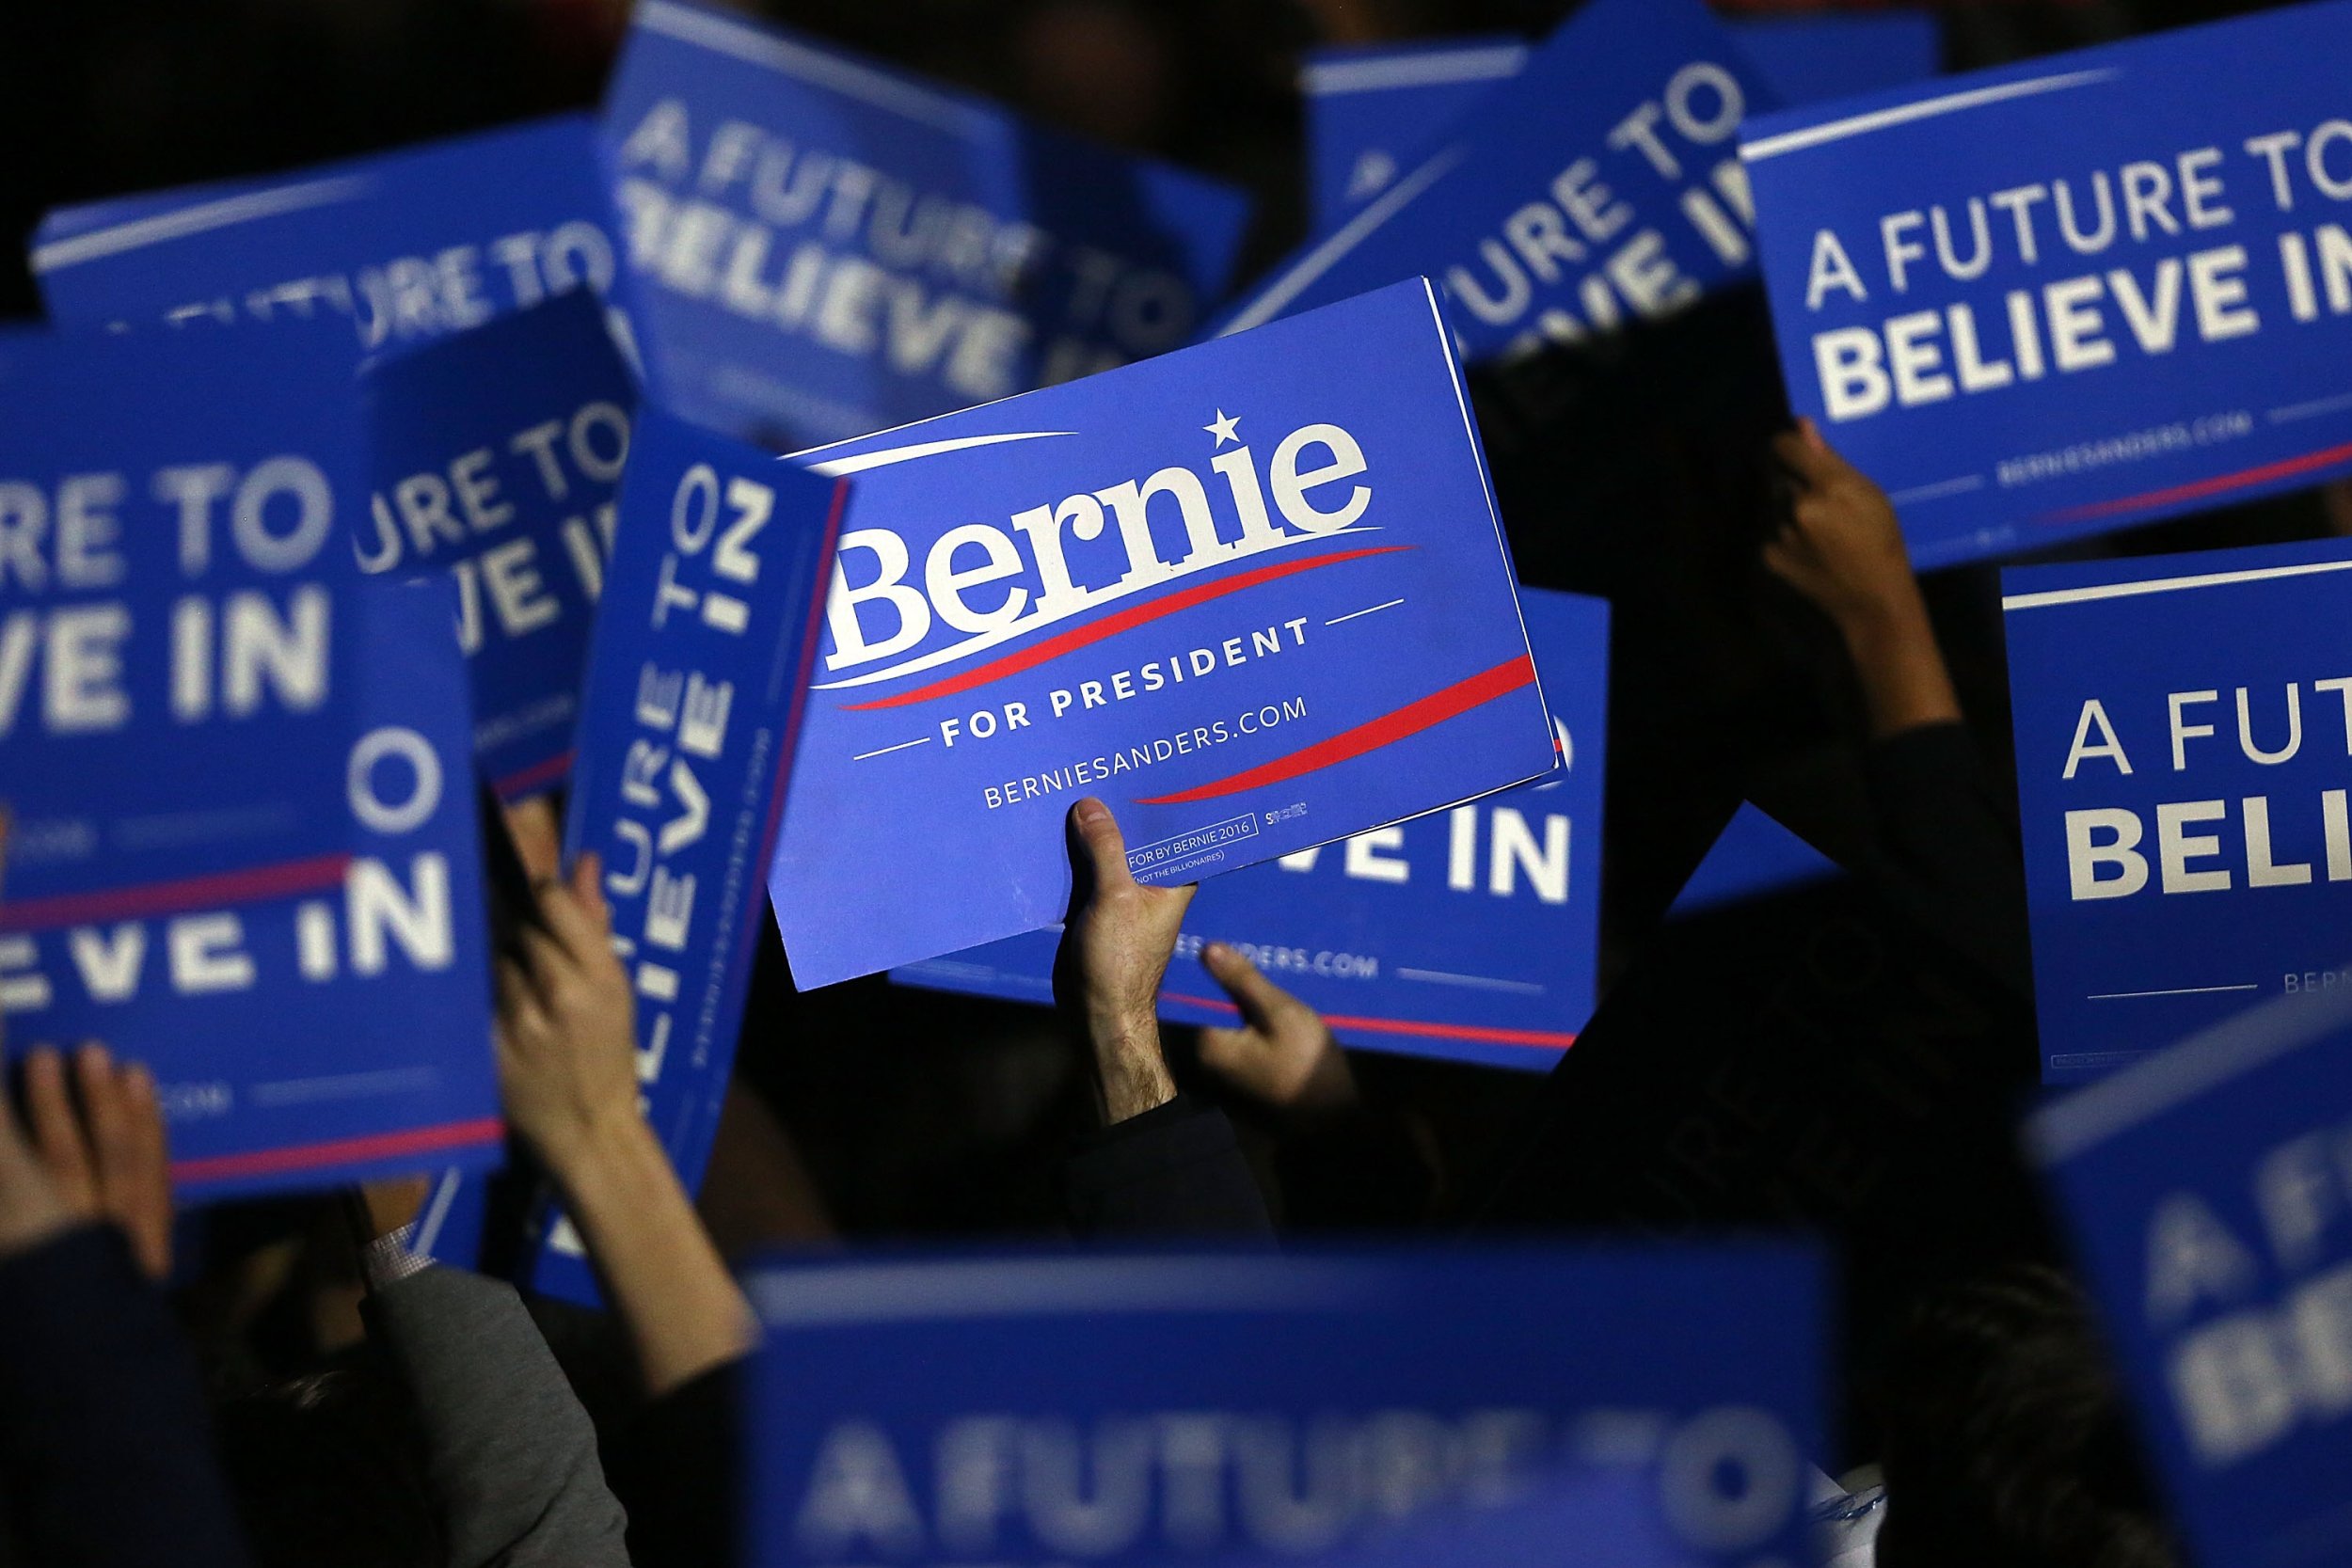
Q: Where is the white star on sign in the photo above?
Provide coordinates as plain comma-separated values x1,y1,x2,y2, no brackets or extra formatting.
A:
1204,409,1240,447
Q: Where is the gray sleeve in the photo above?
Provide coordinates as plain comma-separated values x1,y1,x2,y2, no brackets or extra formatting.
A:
369,1266,632,1568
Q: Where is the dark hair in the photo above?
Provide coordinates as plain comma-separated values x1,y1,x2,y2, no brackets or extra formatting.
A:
214,1363,446,1568
1875,1264,2177,1568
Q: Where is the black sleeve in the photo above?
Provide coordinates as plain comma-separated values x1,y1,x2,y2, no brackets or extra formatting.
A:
0,1225,256,1568
1858,721,2034,1001
1060,1093,1275,1240
601,1358,742,1568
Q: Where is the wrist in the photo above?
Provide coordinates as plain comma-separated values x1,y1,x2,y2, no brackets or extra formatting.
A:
1089,1013,1175,1122
541,1101,660,1201
1835,586,1931,657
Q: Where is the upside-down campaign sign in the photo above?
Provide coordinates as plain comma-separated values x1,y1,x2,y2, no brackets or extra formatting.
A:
603,0,1252,450
521,405,846,1303
1744,3,2352,570
743,1245,1825,1567
34,116,642,361
1299,17,1938,230
361,294,637,800
0,329,500,1196
892,586,1607,1070
768,279,1554,990
2005,537,2352,1084
2031,983,2352,1568
1214,0,1777,364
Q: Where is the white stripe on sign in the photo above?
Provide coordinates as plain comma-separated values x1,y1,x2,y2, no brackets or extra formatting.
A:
1217,146,1467,336
803,431,1074,478
32,176,376,272
1740,70,2118,162
2002,557,2352,611
635,0,980,136
1301,45,1530,96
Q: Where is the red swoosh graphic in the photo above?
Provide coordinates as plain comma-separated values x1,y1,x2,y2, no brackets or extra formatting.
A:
1135,654,1537,805
1164,991,1573,1051
839,546,1412,711
0,851,356,933
174,1116,505,1185
2041,438,2352,525
493,750,576,801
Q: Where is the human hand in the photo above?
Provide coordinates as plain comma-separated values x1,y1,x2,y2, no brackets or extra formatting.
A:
1195,942,1359,1123
1054,798,1193,1122
502,797,563,884
492,852,640,1177
0,1085,74,1266
1764,419,1923,641
1766,419,1961,736
15,1043,173,1279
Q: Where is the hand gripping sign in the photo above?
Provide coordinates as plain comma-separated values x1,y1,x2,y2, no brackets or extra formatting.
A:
1743,2,2352,568
768,277,1557,990
601,0,1251,449
892,585,1609,1071
742,1243,1826,1568
0,326,500,1196
2004,536,2352,1082
34,116,648,369
517,404,847,1303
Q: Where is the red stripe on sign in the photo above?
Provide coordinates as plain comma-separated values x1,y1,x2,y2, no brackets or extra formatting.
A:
0,851,355,933
840,546,1413,711
1134,655,1537,805
1163,991,1574,1051
172,1117,505,1184
2041,439,2352,525
493,750,576,800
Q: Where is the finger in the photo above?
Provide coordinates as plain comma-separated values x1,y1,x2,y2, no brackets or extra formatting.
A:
503,798,563,884
535,880,608,971
495,958,552,1044
519,920,580,998
78,1046,145,1219
571,850,609,926
113,1064,172,1281
23,1046,95,1208
1201,942,1292,1031
1068,798,1136,895
1195,1023,1262,1072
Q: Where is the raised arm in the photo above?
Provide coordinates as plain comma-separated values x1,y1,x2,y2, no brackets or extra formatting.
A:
493,847,757,1397
1765,418,1963,740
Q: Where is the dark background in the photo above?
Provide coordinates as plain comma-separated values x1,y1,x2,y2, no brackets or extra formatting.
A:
0,3,2324,1419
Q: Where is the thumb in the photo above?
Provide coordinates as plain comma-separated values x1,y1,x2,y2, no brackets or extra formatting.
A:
1068,798,1136,894
1201,942,1290,1030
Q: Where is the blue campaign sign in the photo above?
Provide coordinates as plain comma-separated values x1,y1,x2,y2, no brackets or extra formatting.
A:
1213,0,1778,364
360,293,638,800
1299,38,1528,231
33,115,644,364
601,0,1252,451
2030,983,2352,1568
0,328,501,1197
1732,15,1940,112
1742,3,2352,571
517,404,846,1302
743,1244,1826,1568
892,586,1607,1071
2003,536,2352,1083
769,279,1555,990
1299,17,1937,231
